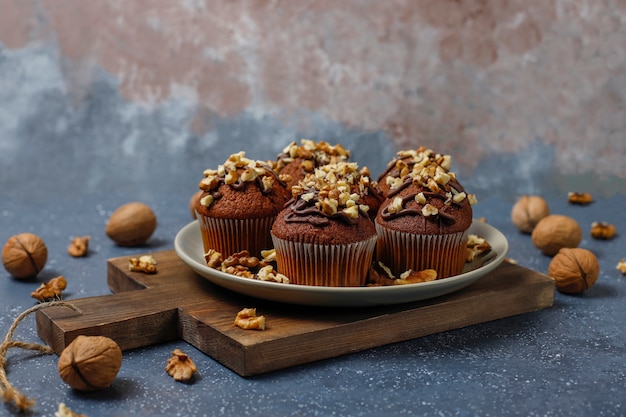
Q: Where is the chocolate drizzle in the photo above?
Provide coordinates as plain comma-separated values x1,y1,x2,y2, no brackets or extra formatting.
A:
380,176,466,224
283,197,361,226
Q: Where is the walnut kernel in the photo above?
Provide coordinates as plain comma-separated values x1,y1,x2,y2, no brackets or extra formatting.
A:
55,403,87,417
58,335,122,391
128,255,157,274
31,276,67,301
165,349,197,382
617,259,626,275
234,308,266,330
548,248,599,294
105,202,157,247
2,233,48,279
68,236,90,257
531,215,582,256
510,195,550,233
568,192,593,205
590,222,616,240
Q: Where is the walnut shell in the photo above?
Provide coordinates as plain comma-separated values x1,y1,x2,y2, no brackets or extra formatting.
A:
531,214,582,256
511,195,550,233
548,248,599,294
2,233,48,279
58,335,123,391
105,202,157,246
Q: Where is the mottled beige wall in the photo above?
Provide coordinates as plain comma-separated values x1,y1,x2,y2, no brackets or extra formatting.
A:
1,0,624,179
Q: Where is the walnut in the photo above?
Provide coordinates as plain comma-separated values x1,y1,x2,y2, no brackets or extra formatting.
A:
58,335,122,391
165,349,197,382
510,195,550,233
465,234,492,262
568,192,593,205
55,403,87,417
105,202,157,247
617,259,626,275
396,269,437,284
68,236,90,257
234,308,266,330
548,248,600,294
531,215,582,256
128,255,157,274
31,276,67,301
590,222,616,240
2,233,48,279
204,249,224,269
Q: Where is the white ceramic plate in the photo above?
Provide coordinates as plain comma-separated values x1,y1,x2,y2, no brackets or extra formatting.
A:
174,220,509,307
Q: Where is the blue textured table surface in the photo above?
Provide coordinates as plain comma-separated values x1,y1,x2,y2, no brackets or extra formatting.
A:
1,138,625,417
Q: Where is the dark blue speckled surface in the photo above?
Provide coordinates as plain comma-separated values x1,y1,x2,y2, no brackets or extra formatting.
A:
0,52,625,416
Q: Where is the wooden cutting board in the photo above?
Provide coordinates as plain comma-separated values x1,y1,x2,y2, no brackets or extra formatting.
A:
36,250,554,377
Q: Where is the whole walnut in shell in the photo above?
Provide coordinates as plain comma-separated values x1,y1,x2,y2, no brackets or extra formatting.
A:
2,233,48,279
105,202,157,246
531,214,582,256
548,248,599,294
511,195,550,233
58,335,122,391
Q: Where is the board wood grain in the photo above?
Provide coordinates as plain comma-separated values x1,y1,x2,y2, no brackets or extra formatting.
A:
36,250,554,376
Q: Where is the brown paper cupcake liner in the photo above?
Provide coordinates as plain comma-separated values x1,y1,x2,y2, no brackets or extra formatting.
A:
271,234,377,287
375,224,469,279
197,215,276,258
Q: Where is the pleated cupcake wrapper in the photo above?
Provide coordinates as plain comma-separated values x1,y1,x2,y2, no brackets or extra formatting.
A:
271,234,378,287
375,224,469,279
197,215,276,258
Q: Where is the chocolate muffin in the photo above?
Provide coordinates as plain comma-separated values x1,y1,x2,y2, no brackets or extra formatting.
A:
195,151,291,258
274,139,350,190
271,167,377,286
375,148,477,278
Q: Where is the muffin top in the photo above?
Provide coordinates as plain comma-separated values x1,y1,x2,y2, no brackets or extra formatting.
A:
274,139,350,189
375,147,477,235
195,151,291,219
271,163,376,245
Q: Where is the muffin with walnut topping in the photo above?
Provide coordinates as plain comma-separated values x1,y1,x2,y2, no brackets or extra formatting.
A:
375,148,477,279
271,165,377,287
274,139,350,190
194,152,291,259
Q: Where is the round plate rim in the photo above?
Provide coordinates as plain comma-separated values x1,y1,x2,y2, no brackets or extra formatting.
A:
174,220,509,307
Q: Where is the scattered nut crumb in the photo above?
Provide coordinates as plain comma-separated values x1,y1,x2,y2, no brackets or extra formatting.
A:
465,234,492,262
397,269,437,284
505,258,518,265
165,349,197,382
234,308,266,330
590,222,616,240
617,259,626,275
128,255,157,274
568,191,593,205
31,276,67,301
55,403,87,417
67,236,90,257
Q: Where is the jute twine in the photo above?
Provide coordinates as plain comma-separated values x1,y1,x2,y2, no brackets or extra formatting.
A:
0,301,81,412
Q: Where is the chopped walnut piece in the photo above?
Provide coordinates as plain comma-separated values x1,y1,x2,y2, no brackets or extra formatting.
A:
617,259,626,275
67,236,90,257
256,265,289,283
128,255,157,274
31,276,67,301
55,403,87,417
568,192,593,205
222,250,260,269
465,234,492,262
590,222,616,240
367,262,437,286
234,308,266,330
396,269,437,284
205,249,223,268
165,349,197,382
505,258,518,265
